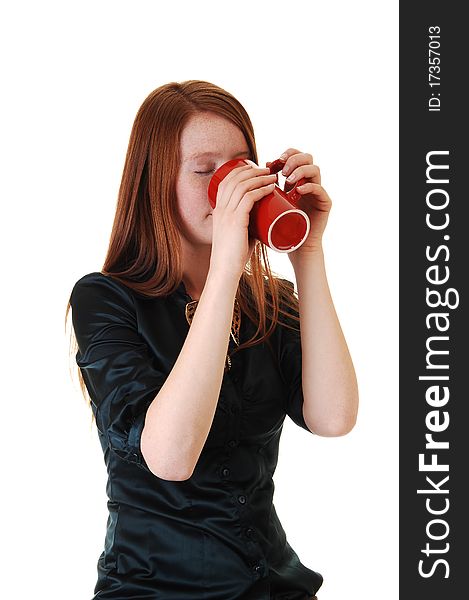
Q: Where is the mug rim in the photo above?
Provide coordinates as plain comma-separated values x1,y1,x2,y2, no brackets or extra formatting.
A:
267,208,310,253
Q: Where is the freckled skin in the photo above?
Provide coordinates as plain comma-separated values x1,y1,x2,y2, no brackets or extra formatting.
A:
175,111,249,248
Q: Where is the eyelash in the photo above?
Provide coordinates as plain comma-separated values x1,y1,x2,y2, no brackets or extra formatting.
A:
194,170,214,175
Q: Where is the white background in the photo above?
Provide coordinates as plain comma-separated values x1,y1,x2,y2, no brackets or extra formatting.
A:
1,1,398,598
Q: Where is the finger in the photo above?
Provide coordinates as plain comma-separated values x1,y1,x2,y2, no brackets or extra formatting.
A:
218,165,270,202
220,171,276,210
296,182,332,209
278,148,302,163
238,182,276,211
282,152,314,176
244,159,259,168
229,175,277,211
296,181,325,194
219,163,258,187
286,164,321,185
220,159,270,185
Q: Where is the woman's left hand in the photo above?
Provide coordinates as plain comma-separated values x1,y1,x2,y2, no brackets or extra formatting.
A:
275,148,332,258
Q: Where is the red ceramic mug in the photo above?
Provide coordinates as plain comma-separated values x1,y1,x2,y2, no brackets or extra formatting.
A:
208,158,310,253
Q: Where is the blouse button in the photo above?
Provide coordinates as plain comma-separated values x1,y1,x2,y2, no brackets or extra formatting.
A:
238,494,247,505
252,563,263,575
245,527,255,538
228,439,238,448
221,467,230,478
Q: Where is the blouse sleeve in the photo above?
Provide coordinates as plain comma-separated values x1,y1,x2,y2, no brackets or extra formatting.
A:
277,279,312,433
69,273,168,472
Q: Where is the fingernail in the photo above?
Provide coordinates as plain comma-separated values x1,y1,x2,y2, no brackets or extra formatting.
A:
286,173,296,182
279,153,288,161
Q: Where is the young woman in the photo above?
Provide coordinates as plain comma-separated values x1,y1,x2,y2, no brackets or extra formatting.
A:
66,80,358,600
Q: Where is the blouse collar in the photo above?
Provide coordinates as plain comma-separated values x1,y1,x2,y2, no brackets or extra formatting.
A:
176,279,194,302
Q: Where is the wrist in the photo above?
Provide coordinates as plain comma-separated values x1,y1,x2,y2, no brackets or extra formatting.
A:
289,244,325,268
205,268,239,298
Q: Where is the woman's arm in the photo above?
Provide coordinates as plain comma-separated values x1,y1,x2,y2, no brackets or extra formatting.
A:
141,272,238,481
279,148,359,436
142,165,276,482
291,248,358,436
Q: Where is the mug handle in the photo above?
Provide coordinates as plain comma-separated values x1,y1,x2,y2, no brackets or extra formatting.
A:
266,159,306,205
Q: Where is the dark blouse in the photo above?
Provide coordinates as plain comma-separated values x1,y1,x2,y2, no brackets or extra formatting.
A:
69,271,323,600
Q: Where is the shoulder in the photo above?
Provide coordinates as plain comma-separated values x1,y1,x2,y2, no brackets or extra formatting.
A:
278,276,294,290
260,276,295,304
69,271,137,328
70,271,134,304
274,277,299,334
276,277,297,310
278,277,295,297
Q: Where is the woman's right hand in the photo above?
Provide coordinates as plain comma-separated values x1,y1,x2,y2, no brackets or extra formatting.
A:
208,162,277,282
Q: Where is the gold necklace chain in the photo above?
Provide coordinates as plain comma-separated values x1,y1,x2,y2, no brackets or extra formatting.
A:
185,298,241,371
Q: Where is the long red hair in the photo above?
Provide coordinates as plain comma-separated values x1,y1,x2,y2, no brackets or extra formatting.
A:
65,80,300,411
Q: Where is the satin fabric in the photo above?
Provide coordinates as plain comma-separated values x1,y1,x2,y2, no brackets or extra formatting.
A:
70,272,323,599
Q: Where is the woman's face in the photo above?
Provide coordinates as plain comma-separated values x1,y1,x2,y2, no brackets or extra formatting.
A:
175,111,250,247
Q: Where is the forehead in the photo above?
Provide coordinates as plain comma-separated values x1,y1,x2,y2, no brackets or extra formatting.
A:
180,112,248,160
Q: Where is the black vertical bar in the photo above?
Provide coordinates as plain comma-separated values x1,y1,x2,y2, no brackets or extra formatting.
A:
400,3,467,597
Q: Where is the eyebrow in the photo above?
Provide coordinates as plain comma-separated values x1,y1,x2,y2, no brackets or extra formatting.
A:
185,150,250,161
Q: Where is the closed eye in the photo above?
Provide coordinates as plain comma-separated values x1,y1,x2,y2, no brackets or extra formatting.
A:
194,170,214,175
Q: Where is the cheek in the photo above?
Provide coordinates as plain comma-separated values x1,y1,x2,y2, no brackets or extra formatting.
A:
176,177,210,221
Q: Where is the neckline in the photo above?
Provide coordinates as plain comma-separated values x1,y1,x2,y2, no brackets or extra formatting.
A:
177,280,196,302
